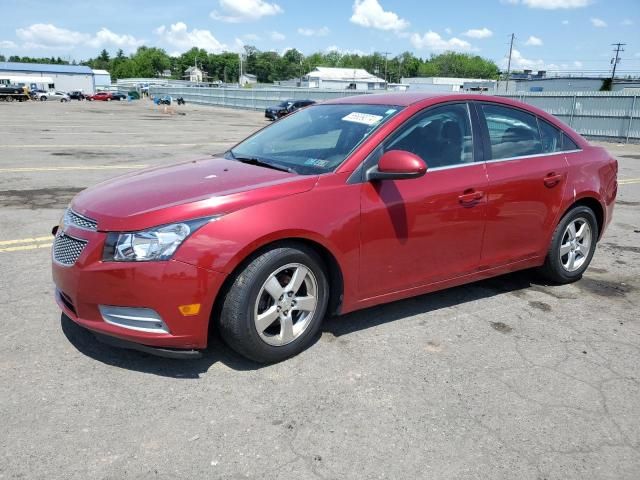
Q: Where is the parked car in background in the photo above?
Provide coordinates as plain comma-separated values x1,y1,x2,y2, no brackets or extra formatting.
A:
111,92,127,101
52,93,617,363
39,91,70,102
68,91,88,100
29,89,47,100
265,99,315,120
88,92,113,101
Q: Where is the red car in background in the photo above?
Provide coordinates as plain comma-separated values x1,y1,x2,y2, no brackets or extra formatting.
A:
88,91,113,101
52,93,618,363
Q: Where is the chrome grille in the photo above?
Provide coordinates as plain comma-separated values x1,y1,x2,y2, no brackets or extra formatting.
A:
64,209,97,231
53,234,87,266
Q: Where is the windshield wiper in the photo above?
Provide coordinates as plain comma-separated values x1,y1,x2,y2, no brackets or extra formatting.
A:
228,151,296,174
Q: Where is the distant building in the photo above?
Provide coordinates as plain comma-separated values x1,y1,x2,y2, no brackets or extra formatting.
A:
184,66,205,83
92,69,111,89
240,73,258,86
304,67,386,90
0,62,95,92
402,77,497,92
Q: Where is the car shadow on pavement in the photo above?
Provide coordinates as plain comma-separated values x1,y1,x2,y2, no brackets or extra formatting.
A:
323,270,536,337
60,315,263,378
61,270,536,378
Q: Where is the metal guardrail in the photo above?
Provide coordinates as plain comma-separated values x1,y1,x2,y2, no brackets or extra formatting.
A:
148,86,639,142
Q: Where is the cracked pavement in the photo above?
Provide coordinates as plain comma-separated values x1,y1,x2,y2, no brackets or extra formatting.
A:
0,101,639,479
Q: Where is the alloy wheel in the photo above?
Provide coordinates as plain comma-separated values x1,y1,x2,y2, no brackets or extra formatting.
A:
559,217,592,272
254,263,318,346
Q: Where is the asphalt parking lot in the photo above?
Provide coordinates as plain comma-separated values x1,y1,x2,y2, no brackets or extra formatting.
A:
1,99,639,480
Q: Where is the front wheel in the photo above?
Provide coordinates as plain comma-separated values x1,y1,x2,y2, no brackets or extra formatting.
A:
538,206,598,283
219,245,329,363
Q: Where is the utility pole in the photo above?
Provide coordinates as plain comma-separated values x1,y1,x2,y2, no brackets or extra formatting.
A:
610,43,625,82
238,53,243,86
505,33,515,92
381,51,391,88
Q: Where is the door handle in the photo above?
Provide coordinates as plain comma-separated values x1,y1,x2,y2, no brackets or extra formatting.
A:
458,189,483,206
544,172,563,188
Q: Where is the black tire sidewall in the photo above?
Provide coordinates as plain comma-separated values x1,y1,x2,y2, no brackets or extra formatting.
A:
220,246,329,363
545,206,598,283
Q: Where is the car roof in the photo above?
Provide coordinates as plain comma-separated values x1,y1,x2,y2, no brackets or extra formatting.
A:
323,92,535,108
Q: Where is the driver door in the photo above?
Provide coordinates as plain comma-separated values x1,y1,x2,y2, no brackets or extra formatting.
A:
358,103,489,299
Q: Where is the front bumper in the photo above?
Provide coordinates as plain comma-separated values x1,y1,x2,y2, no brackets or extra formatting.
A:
52,227,226,350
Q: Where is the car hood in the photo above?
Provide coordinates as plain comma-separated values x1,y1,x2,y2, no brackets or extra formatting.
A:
71,156,318,231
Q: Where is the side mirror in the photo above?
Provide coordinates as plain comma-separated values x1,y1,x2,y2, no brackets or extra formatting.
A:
366,150,427,182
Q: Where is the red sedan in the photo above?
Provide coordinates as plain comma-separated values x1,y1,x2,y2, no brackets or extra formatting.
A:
52,93,618,362
88,91,113,101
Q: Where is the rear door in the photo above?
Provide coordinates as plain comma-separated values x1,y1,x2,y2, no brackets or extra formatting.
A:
476,102,569,267
358,102,489,298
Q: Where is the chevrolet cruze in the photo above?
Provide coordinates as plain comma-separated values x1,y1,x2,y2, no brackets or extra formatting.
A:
52,93,618,363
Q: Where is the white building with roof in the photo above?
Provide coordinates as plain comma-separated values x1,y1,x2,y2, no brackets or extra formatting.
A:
0,62,96,92
402,77,496,92
304,67,386,90
92,69,112,88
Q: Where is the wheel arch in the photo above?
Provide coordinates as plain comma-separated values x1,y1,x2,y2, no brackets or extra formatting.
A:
559,195,605,241
209,236,345,338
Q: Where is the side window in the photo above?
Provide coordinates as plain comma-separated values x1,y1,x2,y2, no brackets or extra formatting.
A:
538,118,563,153
385,103,474,168
481,104,543,160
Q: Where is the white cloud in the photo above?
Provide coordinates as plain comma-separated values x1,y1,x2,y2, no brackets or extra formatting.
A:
562,20,569,25
573,61,583,68
211,0,283,23
15,23,143,51
525,35,543,46
463,27,493,39
17,23,90,48
325,45,367,55
504,0,591,8
350,0,409,31
621,19,633,26
590,17,607,27
410,31,473,52
503,48,548,70
270,31,286,41
88,28,144,50
0,40,17,49
297,26,330,37
155,22,226,53
444,27,452,34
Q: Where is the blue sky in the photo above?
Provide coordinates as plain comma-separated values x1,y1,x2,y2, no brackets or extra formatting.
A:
1,0,638,73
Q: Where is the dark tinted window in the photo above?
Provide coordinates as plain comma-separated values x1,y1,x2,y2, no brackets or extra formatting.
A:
385,103,474,168
538,118,563,153
481,104,543,159
562,134,579,151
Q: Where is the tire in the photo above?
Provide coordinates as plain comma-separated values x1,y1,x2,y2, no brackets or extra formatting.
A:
40,96,47,101
219,244,329,363
6,96,14,103
538,206,598,284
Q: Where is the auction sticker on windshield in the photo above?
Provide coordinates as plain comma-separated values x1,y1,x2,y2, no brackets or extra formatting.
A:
342,112,384,126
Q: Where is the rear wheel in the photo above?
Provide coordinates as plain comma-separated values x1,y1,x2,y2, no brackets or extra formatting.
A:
538,206,598,283
219,245,329,363
40,96,47,101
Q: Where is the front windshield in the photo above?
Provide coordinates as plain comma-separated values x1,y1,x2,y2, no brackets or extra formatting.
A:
278,101,292,107
227,103,402,175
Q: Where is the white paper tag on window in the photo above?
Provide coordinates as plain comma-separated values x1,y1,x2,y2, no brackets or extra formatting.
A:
342,112,383,126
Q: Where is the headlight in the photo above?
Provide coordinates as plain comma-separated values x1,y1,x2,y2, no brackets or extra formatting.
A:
103,217,218,262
